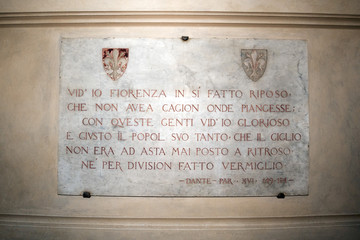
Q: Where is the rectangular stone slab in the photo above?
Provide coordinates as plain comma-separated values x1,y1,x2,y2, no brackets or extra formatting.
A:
58,38,309,197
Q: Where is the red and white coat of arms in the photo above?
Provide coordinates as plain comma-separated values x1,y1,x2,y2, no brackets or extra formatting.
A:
241,49,267,82
102,48,129,81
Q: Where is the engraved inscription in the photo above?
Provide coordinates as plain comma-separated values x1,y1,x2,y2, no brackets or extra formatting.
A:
58,38,309,197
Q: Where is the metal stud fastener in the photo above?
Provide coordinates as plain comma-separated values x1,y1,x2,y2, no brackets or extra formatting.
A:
83,191,91,198
181,36,189,41
277,193,285,199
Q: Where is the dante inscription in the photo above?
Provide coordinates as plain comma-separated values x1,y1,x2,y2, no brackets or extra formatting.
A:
58,38,309,196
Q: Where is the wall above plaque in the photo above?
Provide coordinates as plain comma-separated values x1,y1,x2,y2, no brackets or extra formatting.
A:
58,38,309,197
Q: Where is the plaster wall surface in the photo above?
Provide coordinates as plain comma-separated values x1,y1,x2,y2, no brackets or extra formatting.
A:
0,0,359,14
0,0,359,239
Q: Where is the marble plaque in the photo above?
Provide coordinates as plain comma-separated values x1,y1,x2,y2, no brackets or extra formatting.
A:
58,38,309,197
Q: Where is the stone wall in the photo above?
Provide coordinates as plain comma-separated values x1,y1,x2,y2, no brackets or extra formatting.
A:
0,1,359,239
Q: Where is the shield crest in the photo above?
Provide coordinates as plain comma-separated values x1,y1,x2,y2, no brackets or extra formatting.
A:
241,49,267,82
102,48,129,81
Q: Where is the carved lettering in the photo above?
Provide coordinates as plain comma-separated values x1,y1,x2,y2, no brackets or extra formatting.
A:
59,38,309,196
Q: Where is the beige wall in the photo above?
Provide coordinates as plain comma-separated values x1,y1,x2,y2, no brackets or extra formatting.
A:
0,1,359,239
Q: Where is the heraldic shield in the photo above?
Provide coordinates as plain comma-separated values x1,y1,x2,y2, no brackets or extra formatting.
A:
102,48,129,81
241,49,267,82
